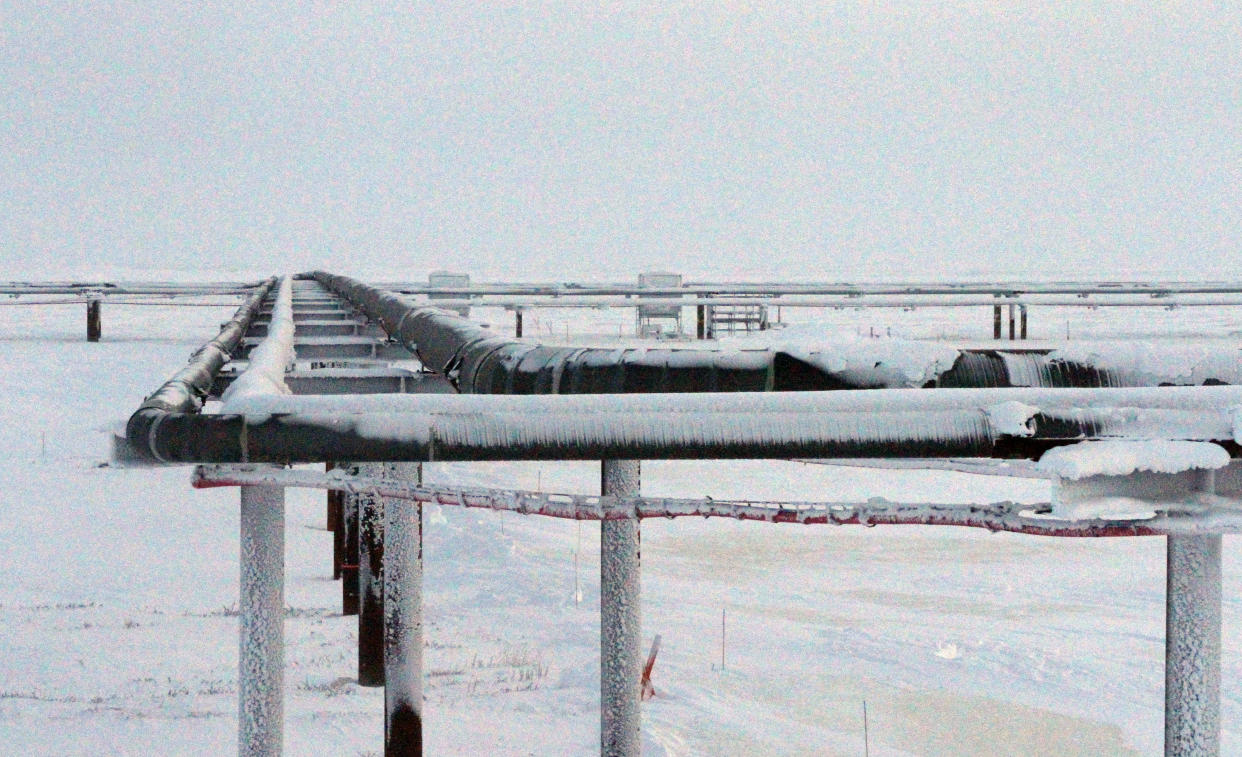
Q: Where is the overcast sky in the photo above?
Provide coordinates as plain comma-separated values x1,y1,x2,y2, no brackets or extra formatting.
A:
3,3,1239,281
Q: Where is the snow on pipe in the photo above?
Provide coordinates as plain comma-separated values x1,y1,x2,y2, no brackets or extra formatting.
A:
133,396,1242,465
124,276,278,460
192,465,1242,537
311,271,1242,392
221,276,294,407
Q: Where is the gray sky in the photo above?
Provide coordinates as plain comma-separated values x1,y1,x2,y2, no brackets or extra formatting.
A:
3,3,1239,281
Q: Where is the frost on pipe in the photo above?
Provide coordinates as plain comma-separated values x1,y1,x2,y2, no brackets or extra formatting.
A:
313,272,1242,393
123,276,278,462
222,276,294,406
193,465,1242,537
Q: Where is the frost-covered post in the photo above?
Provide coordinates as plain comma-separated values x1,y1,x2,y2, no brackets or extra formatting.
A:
384,463,424,756
358,463,387,687
601,459,641,757
239,477,285,756
1166,469,1221,756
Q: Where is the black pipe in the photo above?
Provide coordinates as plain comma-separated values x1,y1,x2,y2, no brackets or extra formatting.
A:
125,277,277,461
315,273,1242,395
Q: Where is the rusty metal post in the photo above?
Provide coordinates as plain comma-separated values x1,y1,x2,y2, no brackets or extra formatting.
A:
326,461,345,580
384,463,424,756
342,470,360,616
239,478,285,756
87,298,102,342
696,303,706,340
357,462,386,686
601,459,641,757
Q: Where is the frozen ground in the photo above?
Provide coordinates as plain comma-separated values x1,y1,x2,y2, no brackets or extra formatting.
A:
2,293,1242,755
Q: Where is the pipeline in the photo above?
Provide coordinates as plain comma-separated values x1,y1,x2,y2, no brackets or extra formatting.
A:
312,272,1242,393
125,276,278,460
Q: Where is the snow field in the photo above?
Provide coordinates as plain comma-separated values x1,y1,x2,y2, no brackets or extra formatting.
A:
2,295,1242,754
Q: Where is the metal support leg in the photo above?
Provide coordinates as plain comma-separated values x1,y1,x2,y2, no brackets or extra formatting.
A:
993,304,1002,339
385,463,424,756
1165,468,1221,756
1008,303,1016,340
1166,457,1222,757
696,304,705,340
358,463,386,686
239,481,285,757
515,310,524,338
601,459,641,757
87,299,102,342
342,477,360,616
1019,305,1028,340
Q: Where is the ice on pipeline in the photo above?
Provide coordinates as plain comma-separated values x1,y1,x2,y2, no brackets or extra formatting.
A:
723,324,962,387
1036,440,1231,480
221,276,294,406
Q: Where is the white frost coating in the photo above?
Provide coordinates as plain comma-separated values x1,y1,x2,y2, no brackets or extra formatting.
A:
239,481,285,756
1166,534,1222,755
723,322,961,386
1036,441,1230,480
382,463,423,751
223,276,294,406
217,383,1242,417
1050,341,1242,386
600,460,641,757
984,401,1040,437
1231,406,1242,444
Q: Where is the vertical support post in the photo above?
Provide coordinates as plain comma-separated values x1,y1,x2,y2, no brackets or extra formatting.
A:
1166,470,1221,756
342,471,361,616
1008,303,1016,340
992,303,1002,339
357,462,386,687
239,480,285,757
1020,305,1028,340
515,309,524,338
384,463,424,756
696,303,706,340
601,459,641,757
86,298,102,342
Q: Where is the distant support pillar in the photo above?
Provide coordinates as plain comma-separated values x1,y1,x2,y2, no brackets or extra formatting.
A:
87,297,102,342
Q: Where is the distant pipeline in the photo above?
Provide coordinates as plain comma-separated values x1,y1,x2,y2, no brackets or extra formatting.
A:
312,272,1240,394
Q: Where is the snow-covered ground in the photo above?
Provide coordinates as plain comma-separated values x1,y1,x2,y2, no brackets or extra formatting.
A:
3,295,1242,755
